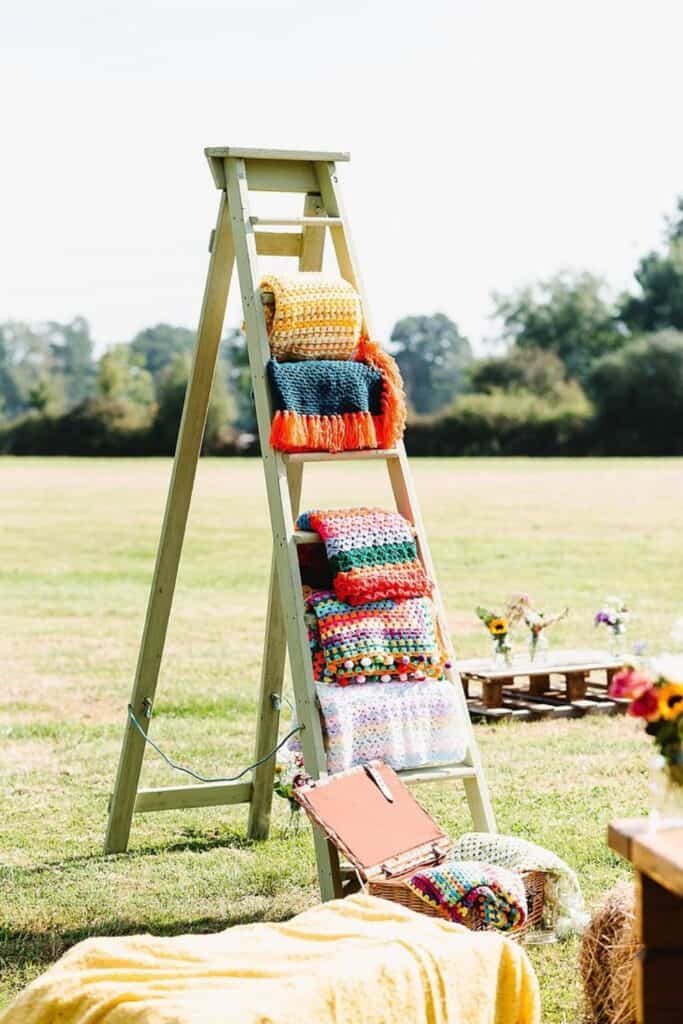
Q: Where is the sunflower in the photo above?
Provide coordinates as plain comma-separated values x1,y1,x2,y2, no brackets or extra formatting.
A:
657,683,683,721
488,617,509,636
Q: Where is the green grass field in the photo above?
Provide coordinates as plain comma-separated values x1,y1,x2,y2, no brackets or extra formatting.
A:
2,457,682,1020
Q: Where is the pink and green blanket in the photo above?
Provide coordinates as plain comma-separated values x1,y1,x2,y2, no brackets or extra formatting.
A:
297,507,432,606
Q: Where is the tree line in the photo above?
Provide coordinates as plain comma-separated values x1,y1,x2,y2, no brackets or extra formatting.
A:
2,198,683,456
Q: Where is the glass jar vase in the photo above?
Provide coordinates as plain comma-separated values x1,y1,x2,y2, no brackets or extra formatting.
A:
491,635,512,670
529,631,549,664
649,754,683,831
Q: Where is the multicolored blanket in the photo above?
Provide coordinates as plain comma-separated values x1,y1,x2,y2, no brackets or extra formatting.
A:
269,338,406,454
304,587,446,686
315,680,466,773
407,860,528,932
297,508,432,606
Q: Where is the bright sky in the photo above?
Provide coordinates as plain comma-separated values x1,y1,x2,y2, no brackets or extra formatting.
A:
2,0,682,353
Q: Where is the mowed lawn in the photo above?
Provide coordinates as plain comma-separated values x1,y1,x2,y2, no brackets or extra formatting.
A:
1,457,682,1021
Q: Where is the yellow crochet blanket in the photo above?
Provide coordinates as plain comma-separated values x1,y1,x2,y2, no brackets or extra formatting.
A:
261,272,363,360
0,894,541,1024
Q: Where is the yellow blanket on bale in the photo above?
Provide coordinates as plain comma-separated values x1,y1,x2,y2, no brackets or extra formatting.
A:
0,894,540,1024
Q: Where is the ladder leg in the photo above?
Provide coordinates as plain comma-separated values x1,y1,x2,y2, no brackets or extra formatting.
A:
248,463,303,840
386,447,497,834
248,192,325,841
105,196,235,853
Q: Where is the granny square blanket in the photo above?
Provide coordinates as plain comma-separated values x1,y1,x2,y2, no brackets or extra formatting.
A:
304,588,445,686
316,679,466,774
297,508,432,606
407,860,528,932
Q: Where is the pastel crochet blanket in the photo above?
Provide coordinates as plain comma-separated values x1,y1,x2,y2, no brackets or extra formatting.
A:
261,272,362,361
449,832,589,938
407,860,528,933
304,587,446,686
0,894,541,1024
316,679,466,774
269,337,406,454
297,507,432,605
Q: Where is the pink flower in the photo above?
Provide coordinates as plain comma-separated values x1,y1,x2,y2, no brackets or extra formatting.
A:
628,686,660,721
609,668,652,700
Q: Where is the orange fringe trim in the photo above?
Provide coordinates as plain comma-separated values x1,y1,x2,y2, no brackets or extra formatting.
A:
270,411,382,453
354,337,407,448
269,338,407,453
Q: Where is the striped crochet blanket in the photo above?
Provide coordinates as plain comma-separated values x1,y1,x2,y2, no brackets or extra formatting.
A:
304,588,446,686
407,861,528,932
262,273,405,454
297,508,432,605
268,338,406,454
261,273,362,361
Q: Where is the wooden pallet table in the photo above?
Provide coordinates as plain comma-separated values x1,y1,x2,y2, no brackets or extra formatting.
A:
458,649,627,722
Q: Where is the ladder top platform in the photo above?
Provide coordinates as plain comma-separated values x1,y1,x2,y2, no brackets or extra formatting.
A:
205,148,351,190
205,147,351,163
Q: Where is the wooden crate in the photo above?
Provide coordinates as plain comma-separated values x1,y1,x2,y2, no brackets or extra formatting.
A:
458,649,628,723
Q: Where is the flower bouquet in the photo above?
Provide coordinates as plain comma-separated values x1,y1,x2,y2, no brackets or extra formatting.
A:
595,596,629,656
609,664,683,826
274,751,311,829
507,594,568,663
476,605,512,667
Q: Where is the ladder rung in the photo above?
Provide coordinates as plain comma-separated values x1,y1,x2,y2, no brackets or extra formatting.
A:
293,530,320,545
398,763,477,785
283,449,399,464
294,521,416,545
250,216,343,227
133,780,252,813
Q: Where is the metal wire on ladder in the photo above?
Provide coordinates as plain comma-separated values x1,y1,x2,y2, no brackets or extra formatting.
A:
127,702,302,785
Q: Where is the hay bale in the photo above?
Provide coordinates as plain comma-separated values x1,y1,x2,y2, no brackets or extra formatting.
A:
579,882,639,1024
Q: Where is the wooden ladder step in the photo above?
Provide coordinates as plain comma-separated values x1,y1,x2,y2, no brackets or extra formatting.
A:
134,780,253,814
283,449,399,464
251,216,343,227
294,522,417,545
398,763,477,785
293,530,321,545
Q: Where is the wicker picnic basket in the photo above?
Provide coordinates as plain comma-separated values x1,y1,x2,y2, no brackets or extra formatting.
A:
295,760,548,938
367,866,547,936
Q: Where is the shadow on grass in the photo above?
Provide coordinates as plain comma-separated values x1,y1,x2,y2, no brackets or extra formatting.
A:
1,904,296,974
0,826,265,879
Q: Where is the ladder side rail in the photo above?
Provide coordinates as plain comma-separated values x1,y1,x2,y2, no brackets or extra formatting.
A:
386,449,496,833
249,188,328,842
105,196,235,853
314,162,375,338
315,160,496,833
224,158,341,898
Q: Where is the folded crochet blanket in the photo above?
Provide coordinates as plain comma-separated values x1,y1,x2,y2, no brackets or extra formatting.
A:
269,338,406,453
261,273,362,361
304,587,446,686
407,860,528,932
449,833,589,938
316,680,466,774
297,507,432,605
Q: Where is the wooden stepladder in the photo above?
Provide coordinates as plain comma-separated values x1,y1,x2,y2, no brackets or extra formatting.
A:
105,148,496,897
